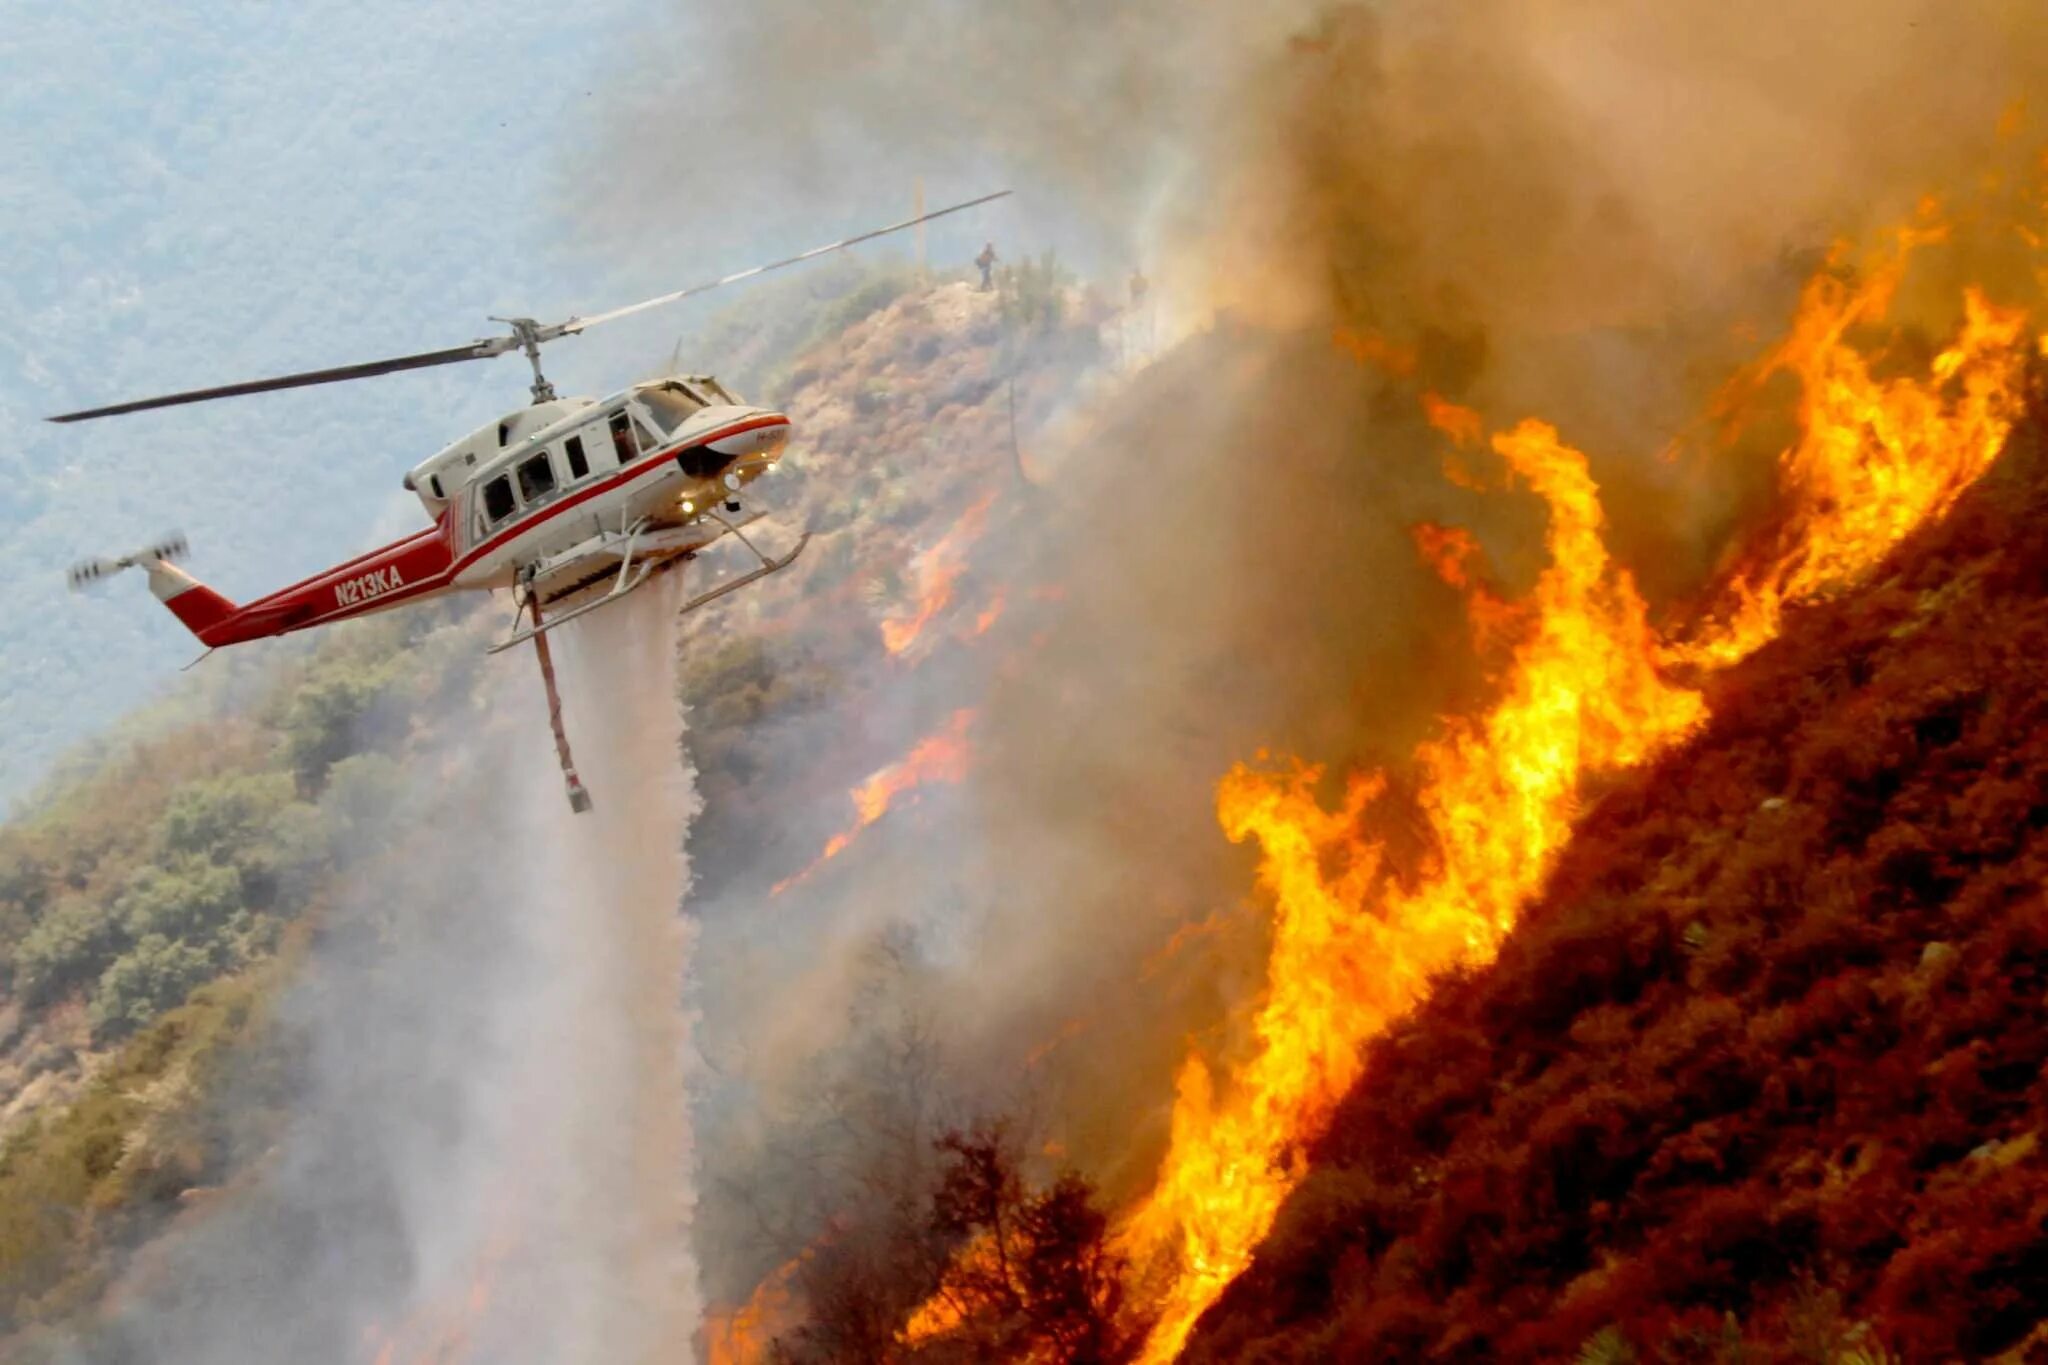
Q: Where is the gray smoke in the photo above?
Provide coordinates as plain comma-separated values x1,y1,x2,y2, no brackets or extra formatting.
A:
589,0,2048,1330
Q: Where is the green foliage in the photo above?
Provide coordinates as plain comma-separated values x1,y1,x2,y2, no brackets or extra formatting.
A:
0,964,288,1329
318,751,407,838
153,772,294,862
12,897,124,1006
812,268,917,351
89,935,219,1040
280,668,388,793
113,861,241,943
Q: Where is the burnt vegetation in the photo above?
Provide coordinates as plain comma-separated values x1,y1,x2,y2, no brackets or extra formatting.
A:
1179,397,2048,1361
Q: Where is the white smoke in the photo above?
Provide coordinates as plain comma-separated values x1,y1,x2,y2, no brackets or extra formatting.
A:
71,586,703,1364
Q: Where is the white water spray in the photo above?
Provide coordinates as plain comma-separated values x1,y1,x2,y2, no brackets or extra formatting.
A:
82,587,703,1365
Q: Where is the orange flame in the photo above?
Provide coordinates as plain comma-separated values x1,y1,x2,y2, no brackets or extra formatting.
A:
363,1229,514,1365
705,1252,805,1365
891,188,2046,1365
880,492,999,656
1331,324,1419,377
1115,203,2043,1361
970,589,1007,637
1409,522,1522,653
771,709,977,895
1420,390,1486,448
1408,522,1484,589
1670,218,2033,668
1122,420,1707,1361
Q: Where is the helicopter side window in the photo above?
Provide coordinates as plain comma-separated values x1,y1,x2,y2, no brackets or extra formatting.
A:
565,434,590,481
482,475,516,525
517,451,558,504
609,412,637,466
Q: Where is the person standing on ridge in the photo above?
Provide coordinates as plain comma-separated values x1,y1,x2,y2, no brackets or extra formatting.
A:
976,241,999,291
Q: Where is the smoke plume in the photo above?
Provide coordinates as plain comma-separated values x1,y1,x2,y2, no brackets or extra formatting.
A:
69,588,702,1363
592,0,2048,1340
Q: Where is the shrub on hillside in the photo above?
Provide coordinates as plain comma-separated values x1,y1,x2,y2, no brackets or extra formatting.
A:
12,897,124,1006
88,935,218,1040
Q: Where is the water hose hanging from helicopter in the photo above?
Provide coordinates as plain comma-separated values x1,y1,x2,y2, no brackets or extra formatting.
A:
528,593,594,814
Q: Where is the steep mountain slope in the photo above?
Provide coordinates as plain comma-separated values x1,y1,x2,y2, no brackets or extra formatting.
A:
1181,407,2048,1360
0,262,1099,1354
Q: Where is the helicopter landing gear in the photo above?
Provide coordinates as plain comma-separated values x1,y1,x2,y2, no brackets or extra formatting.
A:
672,511,811,621
527,594,592,814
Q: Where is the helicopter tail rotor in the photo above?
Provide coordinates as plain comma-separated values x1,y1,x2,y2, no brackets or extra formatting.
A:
68,533,191,591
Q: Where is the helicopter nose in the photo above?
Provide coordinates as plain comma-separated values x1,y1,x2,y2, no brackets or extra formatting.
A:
708,411,791,460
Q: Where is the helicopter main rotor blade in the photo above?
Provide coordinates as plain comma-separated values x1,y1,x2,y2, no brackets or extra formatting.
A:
44,189,1010,423
553,189,1012,338
46,339,509,424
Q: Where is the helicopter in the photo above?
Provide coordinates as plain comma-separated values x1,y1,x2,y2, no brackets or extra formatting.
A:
53,190,1011,812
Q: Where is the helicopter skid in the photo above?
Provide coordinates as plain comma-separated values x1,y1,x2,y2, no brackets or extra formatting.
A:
487,517,804,654
672,532,811,619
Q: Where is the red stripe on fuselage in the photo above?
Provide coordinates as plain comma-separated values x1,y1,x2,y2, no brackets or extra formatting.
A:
202,412,788,645
449,412,789,575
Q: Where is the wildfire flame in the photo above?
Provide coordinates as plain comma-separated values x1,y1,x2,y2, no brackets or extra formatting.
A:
880,492,1000,656
1420,391,1486,449
1121,419,1707,1361
362,1228,514,1365
1115,206,2043,1361
970,589,1007,637
1670,212,2033,667
768,186,2046,1363
771,709,977,895
706,1251,807,1365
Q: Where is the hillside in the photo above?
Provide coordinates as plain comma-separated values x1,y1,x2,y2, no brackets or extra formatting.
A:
0,258,1110,1356
1179,404,2048,1358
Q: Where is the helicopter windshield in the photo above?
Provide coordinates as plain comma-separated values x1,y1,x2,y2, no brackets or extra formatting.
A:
635,383,705,435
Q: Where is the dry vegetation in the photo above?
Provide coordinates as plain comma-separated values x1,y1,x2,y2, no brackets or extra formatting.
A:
1180,404,2048,1361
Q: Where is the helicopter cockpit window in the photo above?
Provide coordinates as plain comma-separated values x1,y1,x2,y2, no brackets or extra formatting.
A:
482,475,516,525
635,384,704,436
517,451,557,504
609,412,637,466
696,377,738,405
565,435,590,480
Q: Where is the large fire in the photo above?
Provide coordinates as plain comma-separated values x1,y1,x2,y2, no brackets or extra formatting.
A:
739,174,2044,1359
1121,418,1708,1361
1113,208,2043,1359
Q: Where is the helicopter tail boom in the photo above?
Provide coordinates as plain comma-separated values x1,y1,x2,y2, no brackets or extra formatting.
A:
147,559,239,640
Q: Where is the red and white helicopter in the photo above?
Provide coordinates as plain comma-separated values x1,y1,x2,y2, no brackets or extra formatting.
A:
54,191,1009,811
